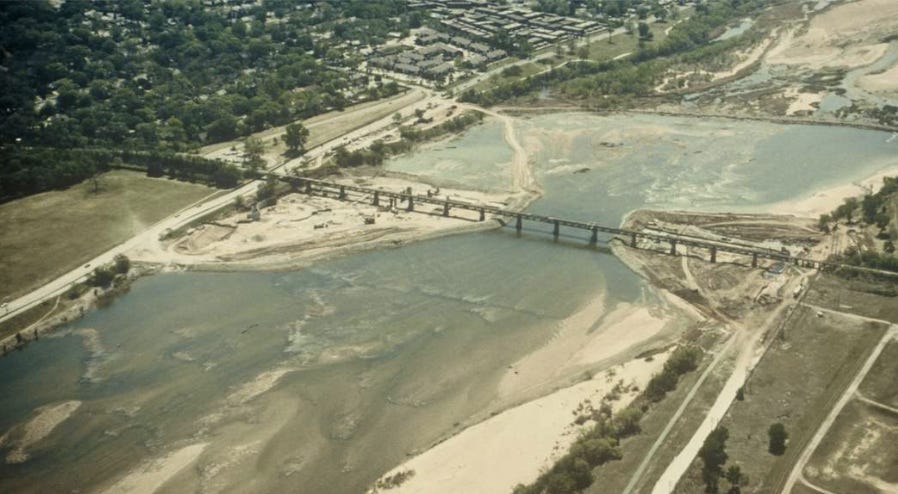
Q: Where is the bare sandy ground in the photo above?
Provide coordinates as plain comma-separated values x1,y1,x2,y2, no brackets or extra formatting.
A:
859,64,898,94
371,350,671,494
1,400,82,464
99,443,209,494
497,296,674,402
766,0,898,71
369,274,696,494
784,87,824,116
129,176,511,270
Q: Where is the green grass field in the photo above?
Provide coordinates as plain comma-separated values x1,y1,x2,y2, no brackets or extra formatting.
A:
0,170,213,301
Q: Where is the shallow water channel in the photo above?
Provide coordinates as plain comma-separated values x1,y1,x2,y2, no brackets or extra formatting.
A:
1,114,896,493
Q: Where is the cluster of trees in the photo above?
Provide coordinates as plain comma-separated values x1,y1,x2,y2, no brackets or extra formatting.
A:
332,111,485,169
89,254,131,288
699,427,748,494
0,146,241,203
644,343,703,402
513,345,704,494
820,176,897,272
695,421,786,493
0,0,407,155
838,248,898,273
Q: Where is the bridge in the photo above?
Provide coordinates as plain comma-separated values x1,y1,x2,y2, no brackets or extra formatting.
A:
281,176,894,277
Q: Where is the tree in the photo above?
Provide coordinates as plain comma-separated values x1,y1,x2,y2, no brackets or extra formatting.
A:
615,407,643,437
638,22,653,40
699,426,729,493
725,465,746,494
817,213,831,233
392,112,403,125
90,266,116,287
243,136,266,171
282,122,309,155
113,254,130,275
768,423,787,455
835,197,859,223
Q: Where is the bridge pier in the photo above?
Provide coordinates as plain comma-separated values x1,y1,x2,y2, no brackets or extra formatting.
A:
630,233,637,248
373,190,380,207
751,253,758,268
553,220,560,240
407,195,414,212
305,181,312,194
669,239,677,256
479,208,485,222
515,215,522,233
443,202,450,217
339,185,346,200
589,228,598,245
710,246,717,263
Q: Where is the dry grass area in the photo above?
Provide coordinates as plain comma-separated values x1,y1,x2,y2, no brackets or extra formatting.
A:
858,340,898,409
803,274,898,324
803,400,898,493
673,305,887,494
0,170,213,301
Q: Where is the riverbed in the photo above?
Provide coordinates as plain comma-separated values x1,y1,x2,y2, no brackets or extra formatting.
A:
1,113,896,494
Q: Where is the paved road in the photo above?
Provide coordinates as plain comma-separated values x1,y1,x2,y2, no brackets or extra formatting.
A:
0,182,259,326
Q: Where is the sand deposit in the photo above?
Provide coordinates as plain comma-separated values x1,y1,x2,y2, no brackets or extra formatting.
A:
371,352,670,494
767,0,898,70
858,64,898,94
100,443,208,494
129,176,511,271
3,400,82,464
765,162,898,218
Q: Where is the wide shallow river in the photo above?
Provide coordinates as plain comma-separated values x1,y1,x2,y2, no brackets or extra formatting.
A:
1,113,896,493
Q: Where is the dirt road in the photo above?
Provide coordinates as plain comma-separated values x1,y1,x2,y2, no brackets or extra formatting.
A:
649,271,811,494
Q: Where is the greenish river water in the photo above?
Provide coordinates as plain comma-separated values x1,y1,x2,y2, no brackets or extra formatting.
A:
1,114,895,493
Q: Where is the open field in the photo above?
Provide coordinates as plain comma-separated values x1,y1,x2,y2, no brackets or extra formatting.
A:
803,399,898,493
803,274,898,323
0,170,213,302
858,340,898,409
673,305,888,494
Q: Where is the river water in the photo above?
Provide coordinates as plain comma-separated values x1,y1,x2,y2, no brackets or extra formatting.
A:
1,114,896,493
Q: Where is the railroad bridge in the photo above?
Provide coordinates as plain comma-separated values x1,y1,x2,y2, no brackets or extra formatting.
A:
282,176,848,272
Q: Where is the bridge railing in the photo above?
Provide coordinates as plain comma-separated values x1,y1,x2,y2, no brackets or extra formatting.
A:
281,175,897,276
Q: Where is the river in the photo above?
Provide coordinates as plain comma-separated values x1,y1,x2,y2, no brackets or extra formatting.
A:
1,113,896,493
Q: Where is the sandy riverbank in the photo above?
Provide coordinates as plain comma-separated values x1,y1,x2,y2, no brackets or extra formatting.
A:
369,280,699,493
99,443,209,494
371,348,674,494
765,161,898,219
128,175,518,272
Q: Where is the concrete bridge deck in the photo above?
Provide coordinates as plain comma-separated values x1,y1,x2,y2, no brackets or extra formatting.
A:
283,176,897,278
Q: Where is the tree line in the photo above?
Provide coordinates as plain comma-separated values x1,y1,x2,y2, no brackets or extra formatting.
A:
513,345,704,494
0,146,241,203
